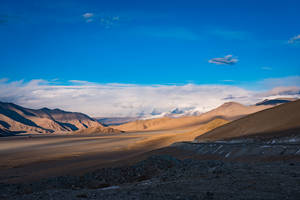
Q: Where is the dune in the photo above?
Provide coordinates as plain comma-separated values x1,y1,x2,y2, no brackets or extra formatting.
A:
195,99,300,142
113,102,272,132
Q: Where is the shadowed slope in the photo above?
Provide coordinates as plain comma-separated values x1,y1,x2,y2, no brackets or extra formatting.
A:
195,99,300,142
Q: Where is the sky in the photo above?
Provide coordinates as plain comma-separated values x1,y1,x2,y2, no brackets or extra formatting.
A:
0,0,300,117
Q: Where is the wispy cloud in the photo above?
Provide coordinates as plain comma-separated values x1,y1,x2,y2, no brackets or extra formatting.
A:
208,29,250,40
259,76,300,89
82,12,94,23
135,27,200,40
81,12,121,27
99,15,120,29
0,77,299,117
82,13,94,19
288,34,300,44
261,66,272,70
222,80,235,82
209,55,238,65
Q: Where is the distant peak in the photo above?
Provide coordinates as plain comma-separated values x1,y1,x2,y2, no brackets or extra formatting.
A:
221,102,243,107
255,98,293,106
54,108,65,112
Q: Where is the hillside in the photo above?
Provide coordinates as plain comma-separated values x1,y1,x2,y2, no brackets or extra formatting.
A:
195,99,300,142
113,102,272,132
0,102,119,135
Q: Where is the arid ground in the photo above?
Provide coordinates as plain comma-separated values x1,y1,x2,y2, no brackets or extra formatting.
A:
0,129,201,183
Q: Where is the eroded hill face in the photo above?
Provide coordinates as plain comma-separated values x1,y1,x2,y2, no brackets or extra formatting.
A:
195,99,300,142
113,102,273,132
0,102,119,135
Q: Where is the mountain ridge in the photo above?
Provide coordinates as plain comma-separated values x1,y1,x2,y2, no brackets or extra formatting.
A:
0,101,120,135
195,99,300,142
112,101,274,132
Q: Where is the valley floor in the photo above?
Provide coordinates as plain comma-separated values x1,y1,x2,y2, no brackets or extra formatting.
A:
1,131,300,200
0,128,199,183
1,150,300,200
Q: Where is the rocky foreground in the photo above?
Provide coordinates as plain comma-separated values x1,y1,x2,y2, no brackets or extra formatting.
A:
1,142,300,200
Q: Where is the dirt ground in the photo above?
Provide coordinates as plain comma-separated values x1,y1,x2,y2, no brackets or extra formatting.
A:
1,131,300,200
1,153,300,200
0,126,204,183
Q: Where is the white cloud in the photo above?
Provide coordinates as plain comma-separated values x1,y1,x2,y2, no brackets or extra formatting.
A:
288,34,300,44
82,13,94,19
0,78,299,117
82,12,121,27
82,12,94,23
209,55,238,65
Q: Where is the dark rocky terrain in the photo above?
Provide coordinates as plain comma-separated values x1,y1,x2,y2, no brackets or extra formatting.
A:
1,142,300,200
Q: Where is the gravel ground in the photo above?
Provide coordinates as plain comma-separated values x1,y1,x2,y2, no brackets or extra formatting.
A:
1,154,300,200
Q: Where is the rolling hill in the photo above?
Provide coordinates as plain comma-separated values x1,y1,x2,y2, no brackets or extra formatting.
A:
195,99,300,142
113,102,273,132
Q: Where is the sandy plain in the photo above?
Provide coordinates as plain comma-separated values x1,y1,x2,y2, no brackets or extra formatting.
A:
0,119,225,183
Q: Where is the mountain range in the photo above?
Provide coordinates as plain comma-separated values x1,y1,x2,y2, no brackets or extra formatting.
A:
0,102,120,136
0,98,296,136
112,99,292,132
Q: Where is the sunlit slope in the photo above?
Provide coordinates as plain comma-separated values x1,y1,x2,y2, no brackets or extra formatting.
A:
126,118,229,151
113,102,271,132
195,99,300,142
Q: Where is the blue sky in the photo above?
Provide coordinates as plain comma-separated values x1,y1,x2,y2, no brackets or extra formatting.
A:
0,0,300,116
1,0,299,85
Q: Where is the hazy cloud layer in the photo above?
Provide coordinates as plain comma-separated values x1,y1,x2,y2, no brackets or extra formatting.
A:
259,76,300,89
209,55,238,65
0,77,299,117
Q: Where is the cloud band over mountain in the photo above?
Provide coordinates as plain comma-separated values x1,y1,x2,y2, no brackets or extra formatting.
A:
0,77,299,117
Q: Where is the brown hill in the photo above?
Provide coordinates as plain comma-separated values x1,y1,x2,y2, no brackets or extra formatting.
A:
113,102,272,132
0,102,119,135
195,99,300,142
74,126,123,134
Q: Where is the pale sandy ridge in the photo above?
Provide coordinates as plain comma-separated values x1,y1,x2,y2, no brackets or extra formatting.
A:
195,99,300,142
113,102,272,132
